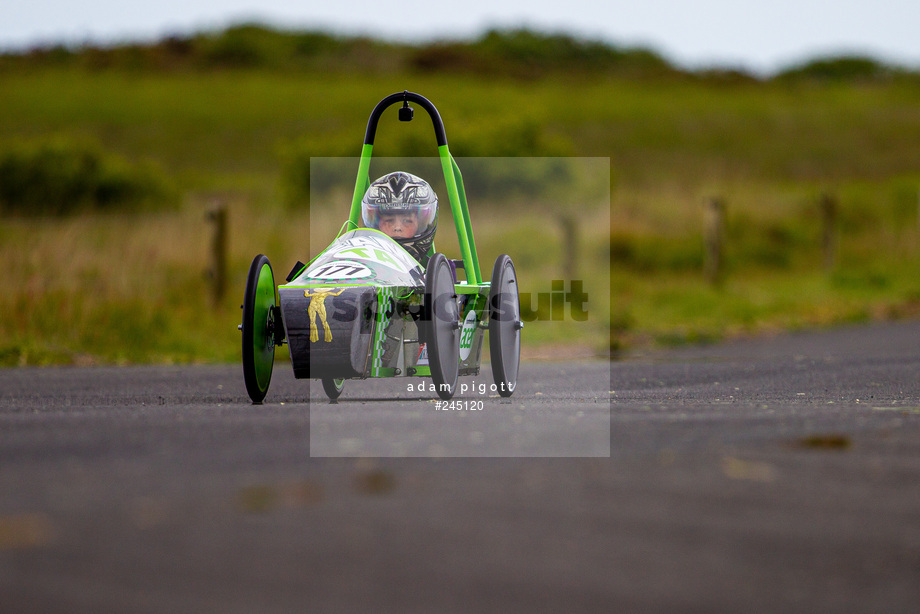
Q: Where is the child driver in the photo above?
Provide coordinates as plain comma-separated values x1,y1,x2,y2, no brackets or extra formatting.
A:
361,171,438,265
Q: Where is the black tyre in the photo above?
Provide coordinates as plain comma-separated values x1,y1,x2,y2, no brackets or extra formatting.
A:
242,254,277,404
424,253,460,400
322,377,345,400
488,254,521,397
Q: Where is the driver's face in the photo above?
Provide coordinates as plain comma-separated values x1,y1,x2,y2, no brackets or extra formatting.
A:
378,212,418,239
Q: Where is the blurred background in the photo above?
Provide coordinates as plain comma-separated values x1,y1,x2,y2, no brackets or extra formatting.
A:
2,1,919,366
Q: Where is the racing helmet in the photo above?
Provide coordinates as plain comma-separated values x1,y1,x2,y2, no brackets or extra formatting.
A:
361,171,438,262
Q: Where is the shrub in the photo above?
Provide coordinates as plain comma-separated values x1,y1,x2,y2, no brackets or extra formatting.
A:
0,139,175,216
777,56,895,81
410,29,678,78
199,24,288,68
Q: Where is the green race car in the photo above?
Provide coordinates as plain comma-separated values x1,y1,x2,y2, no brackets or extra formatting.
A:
240,91,521,403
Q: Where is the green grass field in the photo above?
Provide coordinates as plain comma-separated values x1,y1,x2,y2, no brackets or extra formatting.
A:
2,63,919,366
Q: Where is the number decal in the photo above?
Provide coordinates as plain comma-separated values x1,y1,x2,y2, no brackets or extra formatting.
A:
305,259,373,281
314,264,363,277
458,310,478,361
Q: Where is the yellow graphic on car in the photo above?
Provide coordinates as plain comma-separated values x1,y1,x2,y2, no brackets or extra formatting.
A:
304,288,346,342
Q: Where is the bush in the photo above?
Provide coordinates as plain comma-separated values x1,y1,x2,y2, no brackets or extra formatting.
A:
609,232,703,272
410,29,679,78
199,24,290,68
776,56,895,81
0,139,175,216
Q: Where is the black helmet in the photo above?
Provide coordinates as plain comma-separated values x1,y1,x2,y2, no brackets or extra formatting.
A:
361,171,438,262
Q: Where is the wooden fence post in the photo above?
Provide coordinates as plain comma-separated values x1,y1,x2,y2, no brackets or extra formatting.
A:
207,201,228,307
559,213,578,282
704,197,725,285
821,193,837,271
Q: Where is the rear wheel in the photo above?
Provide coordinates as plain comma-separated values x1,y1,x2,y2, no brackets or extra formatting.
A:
424,253,460,400
322,377,345,400
242,254,277,404
488,255,521,397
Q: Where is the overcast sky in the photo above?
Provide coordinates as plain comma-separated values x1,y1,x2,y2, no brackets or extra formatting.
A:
3,0,919,74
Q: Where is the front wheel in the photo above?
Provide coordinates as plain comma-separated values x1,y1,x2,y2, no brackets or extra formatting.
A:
424,253,460,400
488,254,521,397
322,378,345,401
242,254,277,404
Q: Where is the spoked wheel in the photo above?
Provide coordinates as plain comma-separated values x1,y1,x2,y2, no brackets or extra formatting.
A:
242,254,278,404
489,254,521,397
424,253,460,400
322,377,345,401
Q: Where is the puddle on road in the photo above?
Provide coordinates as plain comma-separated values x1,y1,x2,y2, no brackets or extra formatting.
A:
872,406,920,414
0,512,55,549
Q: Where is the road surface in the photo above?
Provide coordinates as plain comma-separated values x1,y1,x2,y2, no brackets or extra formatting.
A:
1,320,919,612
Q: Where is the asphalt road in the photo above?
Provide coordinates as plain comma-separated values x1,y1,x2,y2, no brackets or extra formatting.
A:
1,321,919,612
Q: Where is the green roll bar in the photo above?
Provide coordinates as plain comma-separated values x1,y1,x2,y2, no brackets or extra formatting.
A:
348,91,482,285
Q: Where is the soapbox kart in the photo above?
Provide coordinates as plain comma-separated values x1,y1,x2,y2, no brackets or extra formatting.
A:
240,91,522,403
